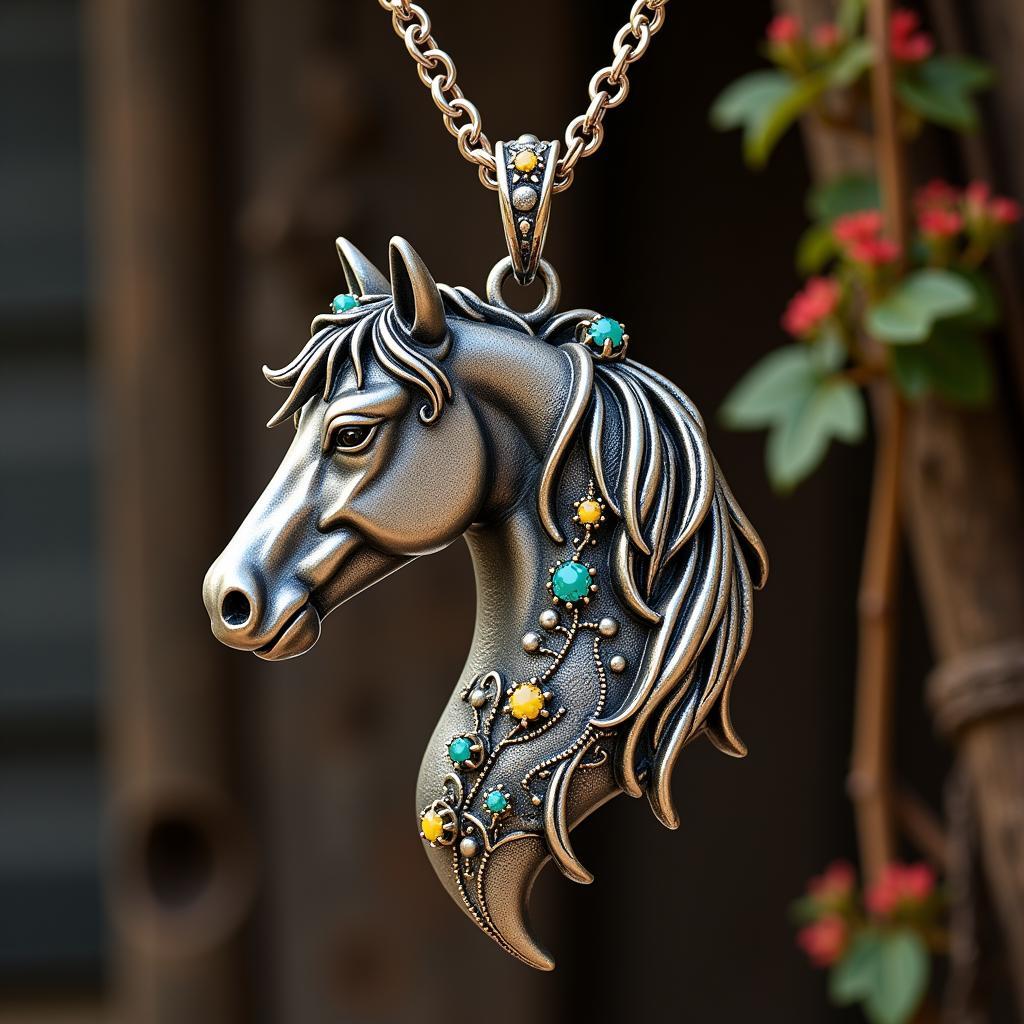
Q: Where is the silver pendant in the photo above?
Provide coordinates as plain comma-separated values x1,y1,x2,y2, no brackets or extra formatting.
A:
203,144,768,968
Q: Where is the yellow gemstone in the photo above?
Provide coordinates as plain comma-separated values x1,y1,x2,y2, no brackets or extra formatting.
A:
513,150,538,173
421,810,444,843
509,683,545,721
578,499,602,524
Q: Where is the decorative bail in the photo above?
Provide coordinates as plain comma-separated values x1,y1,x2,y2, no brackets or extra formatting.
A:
495,135,560,286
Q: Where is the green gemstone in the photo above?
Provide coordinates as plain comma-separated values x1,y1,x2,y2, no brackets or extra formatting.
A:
485,790,508,813
587,316,624,350
331,292,359,313
448,737,473,764
551,560,592,603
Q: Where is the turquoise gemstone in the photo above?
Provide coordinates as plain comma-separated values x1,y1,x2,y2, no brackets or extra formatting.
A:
587,316,624,350
485,790,508,814
551,560,592,603
448,737,473,764
331,292,359,313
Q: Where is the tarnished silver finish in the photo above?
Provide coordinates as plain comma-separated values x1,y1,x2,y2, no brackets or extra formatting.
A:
495,136,559,285
203,237,768,970
377,0,671,191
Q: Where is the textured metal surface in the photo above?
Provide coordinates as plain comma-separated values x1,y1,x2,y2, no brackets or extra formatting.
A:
203,237,767,969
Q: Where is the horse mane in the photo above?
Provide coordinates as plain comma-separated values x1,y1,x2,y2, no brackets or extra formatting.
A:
264,285,768,830
262,286,533,427
534,318,769,830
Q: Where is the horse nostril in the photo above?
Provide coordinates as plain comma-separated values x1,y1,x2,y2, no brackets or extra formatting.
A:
221,590,252,627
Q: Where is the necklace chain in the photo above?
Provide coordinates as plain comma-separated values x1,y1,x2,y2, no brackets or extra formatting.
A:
377,0,669,193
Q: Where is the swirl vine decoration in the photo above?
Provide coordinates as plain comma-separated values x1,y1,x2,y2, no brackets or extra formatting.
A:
419,481,620,953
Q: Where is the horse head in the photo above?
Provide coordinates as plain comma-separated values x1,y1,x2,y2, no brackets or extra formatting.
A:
203,237,767,969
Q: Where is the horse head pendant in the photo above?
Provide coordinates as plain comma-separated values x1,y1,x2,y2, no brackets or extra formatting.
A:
203,236,768,969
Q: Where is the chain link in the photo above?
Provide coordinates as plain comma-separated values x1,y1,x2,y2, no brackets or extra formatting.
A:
377,0,669,192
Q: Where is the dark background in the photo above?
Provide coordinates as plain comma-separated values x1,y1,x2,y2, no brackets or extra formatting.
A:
0,1,949,1021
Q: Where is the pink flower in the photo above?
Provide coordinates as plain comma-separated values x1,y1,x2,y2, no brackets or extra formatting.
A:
767,13,802,44
812,23,842,51
918,206,964,239
964,180,991,217
797,915,848,967
866,863,936,917
807,861,856,906
890,9,934,63
964,181,1023,228
782,277,841,337
833,210,885,245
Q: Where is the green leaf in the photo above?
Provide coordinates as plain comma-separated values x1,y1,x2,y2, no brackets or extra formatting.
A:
826,39,874,88
867,269,976,344
711,70,827,167
766,378,866,490
897,55,994,132
863,931,929,1024
890,324,994,406
720,346,817,430
808,175,880,222
796,222,839,274
813,322,848,374
830,932,884,1006
953,268,1000,329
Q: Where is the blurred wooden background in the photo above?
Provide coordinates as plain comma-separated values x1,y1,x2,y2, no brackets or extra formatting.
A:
11,0,1020,1020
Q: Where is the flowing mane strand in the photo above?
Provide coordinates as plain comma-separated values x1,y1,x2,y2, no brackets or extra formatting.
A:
262,286,534,427
536,335,769,830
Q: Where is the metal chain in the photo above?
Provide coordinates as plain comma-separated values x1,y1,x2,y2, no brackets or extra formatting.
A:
377,0,669,193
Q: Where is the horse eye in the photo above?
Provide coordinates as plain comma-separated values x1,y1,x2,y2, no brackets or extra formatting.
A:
332,423,376,453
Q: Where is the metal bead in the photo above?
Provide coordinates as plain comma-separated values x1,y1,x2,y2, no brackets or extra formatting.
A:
460,836,480,858
598,617,619,638
512,186,537,211
521,631,542,653
609,654,627,674
469,688,487,708
538,609,558,630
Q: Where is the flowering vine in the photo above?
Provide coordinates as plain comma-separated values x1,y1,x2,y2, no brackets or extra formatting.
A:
709,3,1023,1022
793,862,945,1024
720,174,1019,491
712,2,992,168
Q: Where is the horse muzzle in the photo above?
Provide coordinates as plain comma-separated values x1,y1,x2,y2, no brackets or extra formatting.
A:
202,553,323,661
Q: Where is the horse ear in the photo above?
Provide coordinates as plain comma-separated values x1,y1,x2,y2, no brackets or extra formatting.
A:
336,237,389,296
388,236,446,346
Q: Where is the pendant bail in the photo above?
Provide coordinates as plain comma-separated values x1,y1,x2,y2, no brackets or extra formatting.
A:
495,135,560,287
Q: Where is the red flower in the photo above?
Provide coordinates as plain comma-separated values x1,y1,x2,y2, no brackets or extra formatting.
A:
850,237,902,265
833,210,885,245
812,23,842,51
782,277,841,338
890,9,934,63
767,13,802,44
797,915,848,967
832,210,900,266
915,178,960,213
866,863,936,917
990,197,1022,225
807,860,856,906
918,206,964,240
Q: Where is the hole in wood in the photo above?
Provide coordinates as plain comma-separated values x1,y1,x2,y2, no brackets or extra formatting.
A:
144,815,215,910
